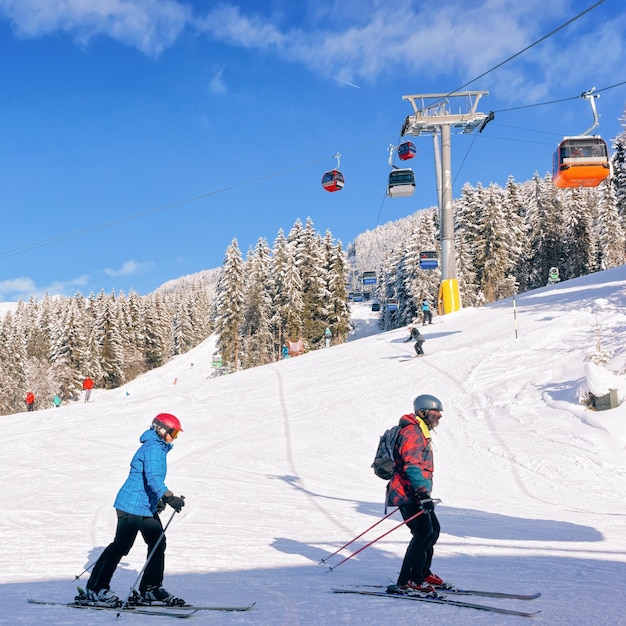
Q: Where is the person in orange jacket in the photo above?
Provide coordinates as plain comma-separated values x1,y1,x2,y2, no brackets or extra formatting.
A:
82,377,95,403
25,391,35,411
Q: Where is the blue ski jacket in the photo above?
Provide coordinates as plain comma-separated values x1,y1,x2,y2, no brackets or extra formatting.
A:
114,428,172,516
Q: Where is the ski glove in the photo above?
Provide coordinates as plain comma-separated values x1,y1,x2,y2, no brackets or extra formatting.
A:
417,491,435,512
162,491,185,512
156,498,166,514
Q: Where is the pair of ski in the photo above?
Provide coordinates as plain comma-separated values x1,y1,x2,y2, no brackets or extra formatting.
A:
27,597,255,618
332,584,541,617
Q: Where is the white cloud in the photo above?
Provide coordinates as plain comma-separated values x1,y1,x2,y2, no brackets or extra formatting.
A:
103,260,153,277
0,277,38,298
0,0,191,56
208,67,227,95
0,0,620,97
195,4,286,50
0,274,91,300
194,1,620,100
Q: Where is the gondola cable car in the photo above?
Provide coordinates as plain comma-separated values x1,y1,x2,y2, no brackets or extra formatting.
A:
553,88,612,189
387,145,415,198
397,141,417,161
419,250,439,270
362,271,377,286
322,152,345,192
386,298,398,312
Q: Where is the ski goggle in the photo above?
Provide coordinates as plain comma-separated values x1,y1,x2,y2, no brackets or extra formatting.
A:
168,428,180,440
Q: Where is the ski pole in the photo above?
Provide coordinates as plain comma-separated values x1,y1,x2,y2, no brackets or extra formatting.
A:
74,560,97,580
117,504,182,617
319,508,399,564
326,509,425,572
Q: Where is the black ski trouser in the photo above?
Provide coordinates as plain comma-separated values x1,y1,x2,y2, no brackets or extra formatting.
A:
414,341,424,355
87,510,166,593
397,503,440,586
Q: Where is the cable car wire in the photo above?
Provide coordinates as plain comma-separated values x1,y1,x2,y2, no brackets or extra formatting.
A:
492,80,626,114
442,0,606,100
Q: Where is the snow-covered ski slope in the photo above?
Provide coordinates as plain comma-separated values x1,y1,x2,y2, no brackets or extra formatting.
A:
4,266,626,624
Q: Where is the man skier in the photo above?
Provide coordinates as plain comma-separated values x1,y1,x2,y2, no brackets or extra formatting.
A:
386,394,444,595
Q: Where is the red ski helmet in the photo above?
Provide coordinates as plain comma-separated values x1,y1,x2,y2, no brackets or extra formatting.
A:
152,413,183,439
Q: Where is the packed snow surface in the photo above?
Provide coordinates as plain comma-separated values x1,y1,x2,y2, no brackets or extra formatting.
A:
4,266,626,624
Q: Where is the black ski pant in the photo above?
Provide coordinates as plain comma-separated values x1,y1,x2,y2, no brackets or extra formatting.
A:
87,510,166,593
397,503,440,586
414,341,424,355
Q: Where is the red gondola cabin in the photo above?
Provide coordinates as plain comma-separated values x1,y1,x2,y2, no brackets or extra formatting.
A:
322,170,345,192
398,141,416,161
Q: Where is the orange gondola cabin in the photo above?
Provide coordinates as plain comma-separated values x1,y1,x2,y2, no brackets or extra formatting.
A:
322,170,345,192
552,136,610,188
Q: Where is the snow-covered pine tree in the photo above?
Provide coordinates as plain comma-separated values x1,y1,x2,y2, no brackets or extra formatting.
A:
322,231,351,343
242,237,275,367
214,238,246,370
596,180,626,269
611,109,626,220
270,229,291,357
297,218,331,348
561,187,596,279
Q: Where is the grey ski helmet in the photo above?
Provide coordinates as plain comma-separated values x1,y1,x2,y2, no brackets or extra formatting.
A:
413,394,443,413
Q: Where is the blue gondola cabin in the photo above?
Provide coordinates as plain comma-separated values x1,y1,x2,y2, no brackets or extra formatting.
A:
419,251,438,270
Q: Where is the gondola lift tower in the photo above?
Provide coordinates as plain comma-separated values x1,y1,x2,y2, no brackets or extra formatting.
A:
400,91,492,314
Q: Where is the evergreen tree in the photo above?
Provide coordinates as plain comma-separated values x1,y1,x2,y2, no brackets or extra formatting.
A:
214,238,246,369
455,183,483,306
282,241,305,343
322,231,351,342
296,218,330,347
0,313,28,414
596,181,626,269
50,296,87,400
611,109,626,219
527,173,564,287
561,187,596,279
242,237,275,367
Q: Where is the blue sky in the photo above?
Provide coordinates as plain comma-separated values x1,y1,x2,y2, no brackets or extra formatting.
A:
0,0,624,300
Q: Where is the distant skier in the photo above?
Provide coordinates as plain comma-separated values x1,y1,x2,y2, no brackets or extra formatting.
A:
324,327,332,348
25,391,35,412
82,377,94,403
421,299,433,325
404,326,425,356
547,267,560,286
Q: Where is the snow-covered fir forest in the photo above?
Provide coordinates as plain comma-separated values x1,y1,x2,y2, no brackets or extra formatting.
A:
1,116,626,417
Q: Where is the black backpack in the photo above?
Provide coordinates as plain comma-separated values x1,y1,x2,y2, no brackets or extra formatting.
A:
371,425,402,480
